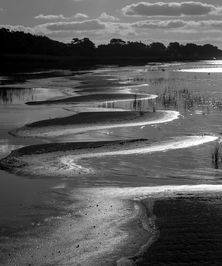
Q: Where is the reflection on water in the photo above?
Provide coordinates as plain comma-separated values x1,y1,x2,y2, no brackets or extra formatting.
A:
0,87,66,105
0,87,35,104
100,95,155,112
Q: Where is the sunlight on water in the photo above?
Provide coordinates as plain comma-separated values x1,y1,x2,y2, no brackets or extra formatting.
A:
178,67,222,73
205,60,222,65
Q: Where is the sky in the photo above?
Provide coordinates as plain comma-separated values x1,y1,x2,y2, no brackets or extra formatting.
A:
1,0,222,47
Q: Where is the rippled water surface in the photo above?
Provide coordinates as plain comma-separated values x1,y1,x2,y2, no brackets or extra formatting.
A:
0,61,222,265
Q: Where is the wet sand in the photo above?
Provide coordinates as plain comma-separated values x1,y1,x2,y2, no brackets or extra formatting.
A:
21,111,158,128
1,185,222,265
139,194,222,265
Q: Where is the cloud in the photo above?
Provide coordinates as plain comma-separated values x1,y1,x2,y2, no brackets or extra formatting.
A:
35,13,89,21
133,20,187,29
4,19,222,36
122,1,222,17
131,19,222,33
0,24,37,34
43,19,105,32
35,14,66,20
178,20,222,31
197,20,222,30
3,18,222,46
73,13,89,20
98,12,119,22
102,22,134,36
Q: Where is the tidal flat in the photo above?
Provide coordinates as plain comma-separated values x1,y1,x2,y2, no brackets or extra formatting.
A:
0,61,222,265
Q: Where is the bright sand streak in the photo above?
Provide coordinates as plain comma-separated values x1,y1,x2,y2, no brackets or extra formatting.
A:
27,110,179,137
102,94,157,103
61,135,218,172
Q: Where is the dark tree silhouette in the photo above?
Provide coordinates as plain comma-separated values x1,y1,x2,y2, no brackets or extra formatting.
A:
167,42,182,59
1,27,222,72
70,38,95,55
0,28,68,55
109,39,126,46
1,27,221,59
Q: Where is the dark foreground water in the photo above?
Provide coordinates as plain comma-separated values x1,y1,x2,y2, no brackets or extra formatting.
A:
0,62,222,265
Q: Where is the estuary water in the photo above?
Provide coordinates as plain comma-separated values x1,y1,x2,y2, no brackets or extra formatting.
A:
0,61,222,265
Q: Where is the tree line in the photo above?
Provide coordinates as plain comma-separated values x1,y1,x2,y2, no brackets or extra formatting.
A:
1,28,222,61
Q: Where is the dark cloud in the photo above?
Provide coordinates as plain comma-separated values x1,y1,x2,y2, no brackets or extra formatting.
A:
122,1,221,17
133,20,187,29
132,19,222,31
45,19,105,31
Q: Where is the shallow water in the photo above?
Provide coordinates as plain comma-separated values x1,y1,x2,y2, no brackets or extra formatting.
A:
0,61,222,265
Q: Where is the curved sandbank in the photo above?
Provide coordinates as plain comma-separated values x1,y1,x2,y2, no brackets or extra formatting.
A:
26,93,157,105
0,135,218,177
0,139,147,175
11,110,179,138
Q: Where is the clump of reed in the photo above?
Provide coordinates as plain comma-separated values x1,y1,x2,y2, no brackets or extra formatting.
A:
212,142,222,169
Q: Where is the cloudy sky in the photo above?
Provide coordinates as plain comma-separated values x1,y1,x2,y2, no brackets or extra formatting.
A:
1,0,222,47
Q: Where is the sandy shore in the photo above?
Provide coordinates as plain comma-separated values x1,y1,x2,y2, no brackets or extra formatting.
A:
2,186,222,266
